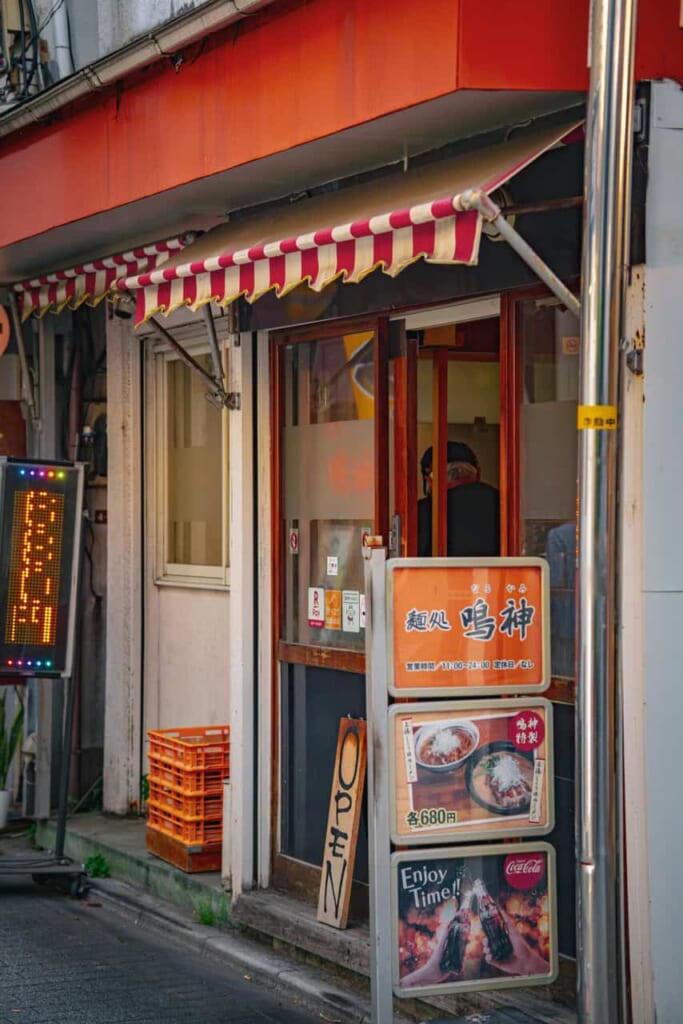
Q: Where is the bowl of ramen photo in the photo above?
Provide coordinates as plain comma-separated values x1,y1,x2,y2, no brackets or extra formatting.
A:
414,720,480,774
465,741,535,815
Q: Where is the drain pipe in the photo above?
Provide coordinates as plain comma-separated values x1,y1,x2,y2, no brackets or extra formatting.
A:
576,0,637,1021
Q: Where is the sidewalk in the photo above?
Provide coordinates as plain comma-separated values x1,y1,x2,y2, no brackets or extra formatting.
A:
32,814,576,1024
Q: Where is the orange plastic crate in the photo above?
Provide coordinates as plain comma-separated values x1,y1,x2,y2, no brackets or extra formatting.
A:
147,754,224,796
147,802,224,847
147,726,230,774
148,781,223,821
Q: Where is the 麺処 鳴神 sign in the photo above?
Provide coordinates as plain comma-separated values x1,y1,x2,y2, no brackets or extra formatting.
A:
387,558,549,697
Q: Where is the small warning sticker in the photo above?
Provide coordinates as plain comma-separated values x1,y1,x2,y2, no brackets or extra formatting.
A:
308,587,325,628
342,590,360,633
325,590,342,630
577,404,617,430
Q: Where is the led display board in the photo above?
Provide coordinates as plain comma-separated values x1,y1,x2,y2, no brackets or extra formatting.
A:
0,459,83,677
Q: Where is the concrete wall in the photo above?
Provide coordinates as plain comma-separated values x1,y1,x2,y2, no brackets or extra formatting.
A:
34,0,212,80
642,78,683,1024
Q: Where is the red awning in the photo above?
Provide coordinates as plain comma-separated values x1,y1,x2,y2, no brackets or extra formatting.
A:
14,235,194,319
118,118,583,326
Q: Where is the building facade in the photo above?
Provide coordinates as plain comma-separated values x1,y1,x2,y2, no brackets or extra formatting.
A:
2,1,683,1019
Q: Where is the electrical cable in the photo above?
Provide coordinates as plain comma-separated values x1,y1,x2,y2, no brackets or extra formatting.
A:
38,0,67,34
83,517,102,601
18,0,27,98
0,6,9,74
27,0,42,92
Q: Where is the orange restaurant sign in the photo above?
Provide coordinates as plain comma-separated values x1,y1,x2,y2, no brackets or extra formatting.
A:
387,558,549,697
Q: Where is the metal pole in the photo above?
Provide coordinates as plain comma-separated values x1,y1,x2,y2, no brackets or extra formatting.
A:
576,0,637,1019
364,546,393,1024
146,315,219,391
201,304,225,385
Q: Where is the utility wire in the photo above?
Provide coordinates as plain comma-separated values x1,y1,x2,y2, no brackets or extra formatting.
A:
38,0,67,34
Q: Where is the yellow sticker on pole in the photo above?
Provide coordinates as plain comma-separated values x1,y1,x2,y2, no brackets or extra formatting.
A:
577,405,618,430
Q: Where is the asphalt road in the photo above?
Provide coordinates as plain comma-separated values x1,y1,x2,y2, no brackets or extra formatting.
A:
0,875,326,1024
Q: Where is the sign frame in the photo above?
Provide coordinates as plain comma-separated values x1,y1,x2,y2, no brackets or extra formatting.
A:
391,841,558,998
0,458,84,678
388,697,554,844
386,557,550,697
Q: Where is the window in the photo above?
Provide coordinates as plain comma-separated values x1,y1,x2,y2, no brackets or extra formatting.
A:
156,346,229,586
280,330,375,652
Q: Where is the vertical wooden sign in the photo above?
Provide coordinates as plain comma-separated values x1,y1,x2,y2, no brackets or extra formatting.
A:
317,717,367,929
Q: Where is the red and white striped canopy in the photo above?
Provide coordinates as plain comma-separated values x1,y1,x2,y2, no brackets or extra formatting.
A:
14,235,193,319
118,118,583,327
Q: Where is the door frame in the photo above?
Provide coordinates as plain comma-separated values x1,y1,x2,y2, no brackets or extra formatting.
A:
265,286,578,899
269,314,389,900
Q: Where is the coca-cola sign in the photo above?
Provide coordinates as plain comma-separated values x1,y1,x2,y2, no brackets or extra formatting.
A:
503,853,545,890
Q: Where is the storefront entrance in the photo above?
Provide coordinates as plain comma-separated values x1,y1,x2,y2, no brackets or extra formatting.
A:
271,292,579,960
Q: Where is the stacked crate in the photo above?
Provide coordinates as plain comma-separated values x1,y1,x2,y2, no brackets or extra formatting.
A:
146,726,230,872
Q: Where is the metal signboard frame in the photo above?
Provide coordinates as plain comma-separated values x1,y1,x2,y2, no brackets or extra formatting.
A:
386,557,550,698
388,697,554,845
0,458,88,896
0,458,84,679
391,842,558,998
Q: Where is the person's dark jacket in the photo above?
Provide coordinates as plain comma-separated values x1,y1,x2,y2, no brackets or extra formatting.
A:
417,481,500,557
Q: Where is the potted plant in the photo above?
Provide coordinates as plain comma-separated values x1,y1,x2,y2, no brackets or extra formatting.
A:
0,688,24,830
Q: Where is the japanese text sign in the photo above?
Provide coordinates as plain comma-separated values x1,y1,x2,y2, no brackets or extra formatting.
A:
389,699,554,844
392,843,557,997
387,558,549,697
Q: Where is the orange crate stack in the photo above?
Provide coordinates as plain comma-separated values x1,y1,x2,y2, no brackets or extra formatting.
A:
146,726,230,862
147,755,225,796
148,780,224,821
147,726,231,773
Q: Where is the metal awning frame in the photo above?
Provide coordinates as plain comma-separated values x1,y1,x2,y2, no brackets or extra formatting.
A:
459,190,581,317
134,190,581,408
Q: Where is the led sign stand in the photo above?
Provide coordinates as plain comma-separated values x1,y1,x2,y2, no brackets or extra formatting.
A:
0,458,84,678
0,457,88,898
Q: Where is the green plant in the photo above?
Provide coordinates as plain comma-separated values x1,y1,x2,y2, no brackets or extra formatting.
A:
0,688,24,791
195,899,216,927
140,773,150,802
85,852,111,878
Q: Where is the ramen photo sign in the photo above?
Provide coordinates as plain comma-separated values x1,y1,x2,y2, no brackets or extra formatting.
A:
387,558,549,697
389,698,554,844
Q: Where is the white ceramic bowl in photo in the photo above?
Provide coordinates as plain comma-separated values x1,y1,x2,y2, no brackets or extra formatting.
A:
414,719,480,774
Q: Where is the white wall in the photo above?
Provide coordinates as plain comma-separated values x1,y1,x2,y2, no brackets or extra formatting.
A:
143,585,231,733
642,79,683,1024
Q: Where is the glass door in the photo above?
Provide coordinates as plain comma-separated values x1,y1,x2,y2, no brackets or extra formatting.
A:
272,320,388,906
391,313,502,559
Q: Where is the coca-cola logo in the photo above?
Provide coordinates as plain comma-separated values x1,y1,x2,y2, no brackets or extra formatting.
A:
503,854,545,890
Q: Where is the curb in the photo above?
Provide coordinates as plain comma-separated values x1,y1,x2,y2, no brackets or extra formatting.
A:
89,876,379,1024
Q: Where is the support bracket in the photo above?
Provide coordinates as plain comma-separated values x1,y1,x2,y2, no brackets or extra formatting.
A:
147,315,238,409
460,190,581,319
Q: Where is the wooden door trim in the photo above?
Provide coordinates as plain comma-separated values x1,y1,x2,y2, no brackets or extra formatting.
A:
277,640,365,674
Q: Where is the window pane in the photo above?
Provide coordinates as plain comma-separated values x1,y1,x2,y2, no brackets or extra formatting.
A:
166,354,223,567
281,332,375,651
519,301,579,679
